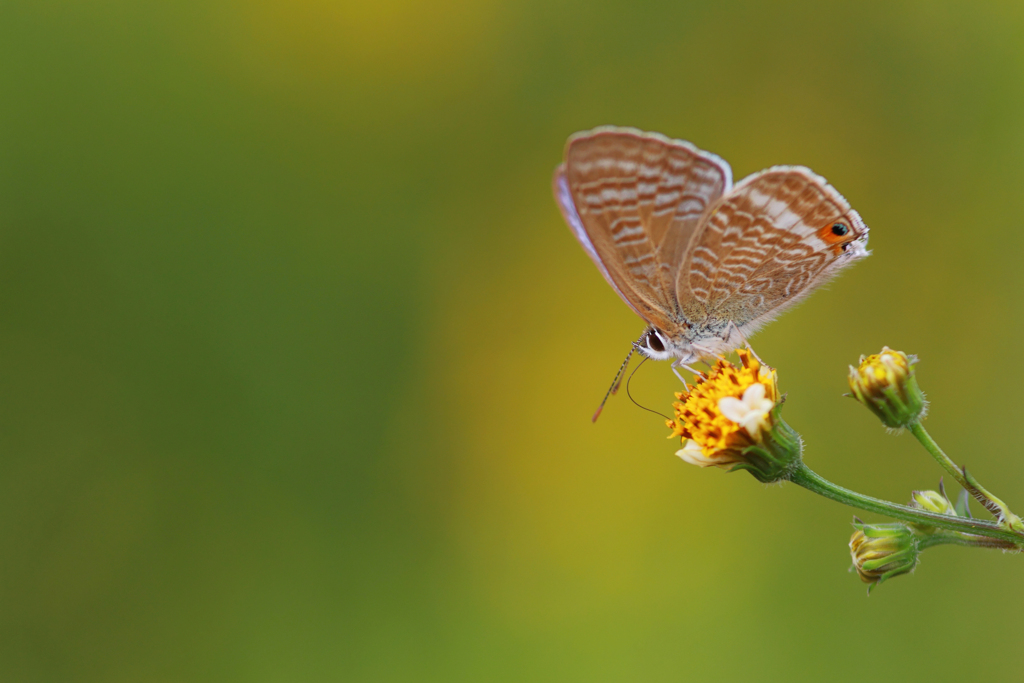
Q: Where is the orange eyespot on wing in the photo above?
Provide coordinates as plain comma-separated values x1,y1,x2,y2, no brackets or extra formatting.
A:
817,221,856,255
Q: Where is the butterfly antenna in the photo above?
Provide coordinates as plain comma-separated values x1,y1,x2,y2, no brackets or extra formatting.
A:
591,345,636,422
625,357,673,422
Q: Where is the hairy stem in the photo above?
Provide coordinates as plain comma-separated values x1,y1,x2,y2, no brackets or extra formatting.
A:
908,421,1011,520
918,530,1019,552
789,463,1024,547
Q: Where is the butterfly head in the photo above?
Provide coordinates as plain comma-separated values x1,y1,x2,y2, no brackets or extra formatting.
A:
635,327,683,361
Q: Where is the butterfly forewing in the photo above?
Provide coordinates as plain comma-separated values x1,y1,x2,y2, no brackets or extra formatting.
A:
678,166,868,331
555,127,732,331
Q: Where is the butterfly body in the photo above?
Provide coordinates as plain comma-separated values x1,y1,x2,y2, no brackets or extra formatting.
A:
553,127,869,366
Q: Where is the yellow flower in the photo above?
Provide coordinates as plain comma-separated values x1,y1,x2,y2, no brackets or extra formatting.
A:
667,349,796,478
848,347,925,428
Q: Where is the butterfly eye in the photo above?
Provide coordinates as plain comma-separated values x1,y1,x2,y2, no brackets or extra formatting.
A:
831,223,849,236
646,331,666,353
841,242,850,252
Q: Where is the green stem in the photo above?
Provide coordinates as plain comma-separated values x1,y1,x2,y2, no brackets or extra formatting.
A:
908,421,966,486
918,530,1020,552
908,421,1012,520
789,463,1024,546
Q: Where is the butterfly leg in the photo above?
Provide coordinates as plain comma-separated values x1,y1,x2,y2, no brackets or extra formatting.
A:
671,363,689,389
725,321,765,364
671,359,707,385
722,320,746,348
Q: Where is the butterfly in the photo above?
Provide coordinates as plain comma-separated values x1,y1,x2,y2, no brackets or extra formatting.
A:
553,127,869,413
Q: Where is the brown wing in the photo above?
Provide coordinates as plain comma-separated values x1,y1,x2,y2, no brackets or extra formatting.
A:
678,166,869,332
554,127,732,330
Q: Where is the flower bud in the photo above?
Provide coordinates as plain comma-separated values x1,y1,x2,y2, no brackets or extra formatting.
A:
848,347,926,429
849,521,919,591
907,487,958,532
668,349,802,483
911,489,956,516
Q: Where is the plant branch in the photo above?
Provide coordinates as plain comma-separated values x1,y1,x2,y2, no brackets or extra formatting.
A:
789,463,1024,547
907,421,1021,526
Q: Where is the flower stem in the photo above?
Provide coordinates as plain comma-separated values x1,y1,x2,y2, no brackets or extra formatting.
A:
908,422,964,484
919,530,1020,552
908,421,1012,521
789,463,1024,547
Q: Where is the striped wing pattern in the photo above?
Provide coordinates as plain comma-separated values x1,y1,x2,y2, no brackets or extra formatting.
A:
555,127,731,331
679,167,867,330
554,126,869,349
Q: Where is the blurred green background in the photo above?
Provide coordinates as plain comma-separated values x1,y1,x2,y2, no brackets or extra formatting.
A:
1,1,1023,680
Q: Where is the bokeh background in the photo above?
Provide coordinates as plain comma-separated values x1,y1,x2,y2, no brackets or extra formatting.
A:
1,1,1023,680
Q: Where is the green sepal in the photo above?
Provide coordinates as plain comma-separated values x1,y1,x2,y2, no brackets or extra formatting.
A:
727,411,803,484
955,490,971,518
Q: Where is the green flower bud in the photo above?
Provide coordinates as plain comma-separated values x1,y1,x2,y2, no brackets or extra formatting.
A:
907,486,958,533
849,521,919,592
848,347,926,429
911,489,955,516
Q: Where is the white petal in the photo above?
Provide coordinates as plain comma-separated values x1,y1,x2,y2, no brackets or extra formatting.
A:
741,382,766,408
739,413,762,429
740,413,770,438
675,440,716,467
718,396,749,423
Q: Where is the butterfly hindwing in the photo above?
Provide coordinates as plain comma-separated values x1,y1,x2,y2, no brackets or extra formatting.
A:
677,166,869,332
